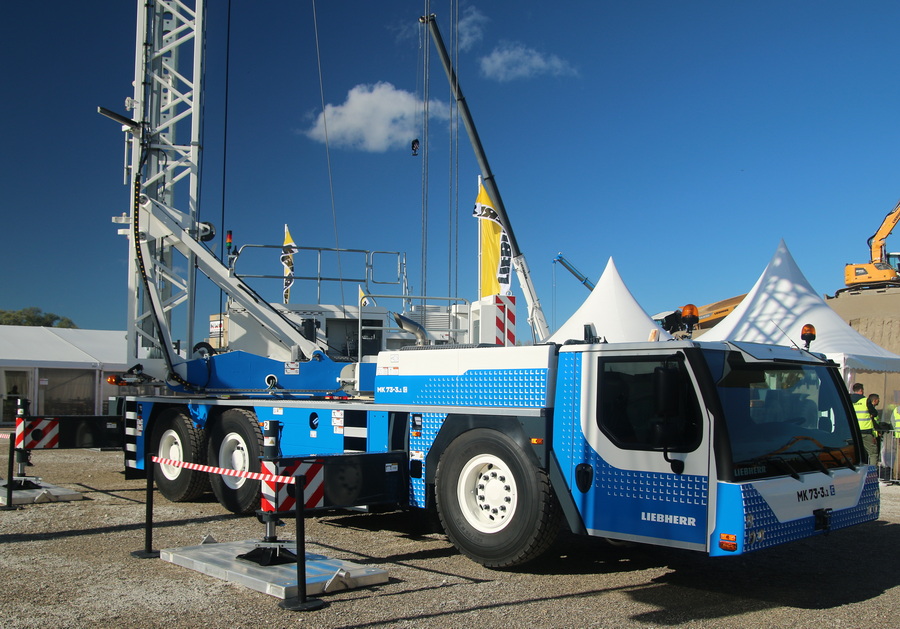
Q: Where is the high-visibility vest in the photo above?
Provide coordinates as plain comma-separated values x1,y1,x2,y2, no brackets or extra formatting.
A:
855,398,875,434
892,406,900,438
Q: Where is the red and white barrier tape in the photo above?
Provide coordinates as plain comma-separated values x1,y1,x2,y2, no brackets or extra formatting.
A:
0,433,10,440
150,455,298,484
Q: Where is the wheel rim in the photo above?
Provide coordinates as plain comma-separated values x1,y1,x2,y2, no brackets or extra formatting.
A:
218,432,249,490
456,454,518,533
158,429,183,481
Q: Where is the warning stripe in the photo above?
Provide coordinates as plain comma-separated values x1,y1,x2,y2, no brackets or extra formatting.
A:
0,433,10,440
150,455,299,484
494,295,516,346
260,459,325,512
15,419,60,450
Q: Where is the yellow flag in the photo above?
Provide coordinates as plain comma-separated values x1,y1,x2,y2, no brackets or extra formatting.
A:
473,184,511,298
281,224,298,304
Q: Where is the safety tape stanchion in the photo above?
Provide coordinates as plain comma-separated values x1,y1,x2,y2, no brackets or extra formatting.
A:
279,474,325,612
2,426,14,510
131,453,159,559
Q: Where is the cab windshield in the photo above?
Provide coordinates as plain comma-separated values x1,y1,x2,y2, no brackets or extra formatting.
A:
715,355,859,480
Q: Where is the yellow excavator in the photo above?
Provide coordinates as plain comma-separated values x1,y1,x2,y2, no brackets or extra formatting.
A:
843,198,900,290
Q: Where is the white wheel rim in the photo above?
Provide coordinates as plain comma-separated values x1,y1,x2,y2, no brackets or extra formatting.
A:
456,454,518,533
158,429,183,481
218,432,249,490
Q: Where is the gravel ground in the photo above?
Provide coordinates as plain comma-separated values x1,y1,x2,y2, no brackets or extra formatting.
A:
2,445,900,629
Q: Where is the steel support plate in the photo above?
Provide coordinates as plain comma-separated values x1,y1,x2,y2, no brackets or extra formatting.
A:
160,540,389,599
0,477,84,505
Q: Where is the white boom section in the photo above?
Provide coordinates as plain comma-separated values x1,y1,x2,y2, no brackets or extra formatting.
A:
138,196,322,362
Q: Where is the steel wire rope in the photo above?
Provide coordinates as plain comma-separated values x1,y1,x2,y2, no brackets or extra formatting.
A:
211,0,233,372
450,0,460,302
310,0,349,325
420,0,431,299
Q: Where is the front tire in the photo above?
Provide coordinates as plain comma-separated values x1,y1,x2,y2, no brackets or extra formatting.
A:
435,428,562,568
207,409,263,514
151,408,209,502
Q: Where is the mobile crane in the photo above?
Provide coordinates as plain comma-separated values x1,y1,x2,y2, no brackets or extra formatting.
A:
843,198,900,290
103,1,878,568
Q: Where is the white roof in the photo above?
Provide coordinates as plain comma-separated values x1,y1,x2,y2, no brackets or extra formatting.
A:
548,257,672,344
700,240,900,373
0,327,127,370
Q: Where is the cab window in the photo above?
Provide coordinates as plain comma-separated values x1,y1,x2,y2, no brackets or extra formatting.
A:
597,355,702,452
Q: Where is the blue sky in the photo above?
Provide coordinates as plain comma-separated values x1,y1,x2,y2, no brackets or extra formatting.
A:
2,1,900,339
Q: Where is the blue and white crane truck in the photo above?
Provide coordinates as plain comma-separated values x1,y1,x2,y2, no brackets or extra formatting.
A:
103,0,876,569
120,336,878,567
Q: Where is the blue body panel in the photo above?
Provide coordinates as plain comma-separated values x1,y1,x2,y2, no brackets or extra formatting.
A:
374,368,549,407
179,351,371,395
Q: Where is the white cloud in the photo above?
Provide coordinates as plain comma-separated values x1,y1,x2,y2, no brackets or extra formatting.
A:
479,43,578,82
458,6,489,52
303,82,449,152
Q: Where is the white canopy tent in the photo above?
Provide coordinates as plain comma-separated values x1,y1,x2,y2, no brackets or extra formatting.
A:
0,327,127,422
549,257,672,344
699,240,900,374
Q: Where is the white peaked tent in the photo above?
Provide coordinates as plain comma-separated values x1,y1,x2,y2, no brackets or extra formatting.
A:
548,257,672,344
700,240,900,373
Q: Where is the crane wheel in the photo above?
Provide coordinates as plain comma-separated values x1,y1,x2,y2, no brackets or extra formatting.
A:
151,408,210,502
207,409,263,514
435,428,562,568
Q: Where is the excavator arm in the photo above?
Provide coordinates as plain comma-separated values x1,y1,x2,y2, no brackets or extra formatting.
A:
843,198,900,289
867,199,900,265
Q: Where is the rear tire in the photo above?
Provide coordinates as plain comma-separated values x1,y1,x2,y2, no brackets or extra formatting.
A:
151,408,209,502
435,428,562,568
207,409,263,514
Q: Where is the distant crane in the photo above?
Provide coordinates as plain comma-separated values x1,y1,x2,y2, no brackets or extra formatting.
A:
553,253,595,291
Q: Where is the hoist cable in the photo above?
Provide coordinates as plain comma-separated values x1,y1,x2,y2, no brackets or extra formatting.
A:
216,0,233,337
449,0,460,300
420,0,431,298
311,0,348,316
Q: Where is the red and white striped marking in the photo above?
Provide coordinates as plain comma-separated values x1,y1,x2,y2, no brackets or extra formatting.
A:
260,459,325,513
15,418,59,450
0,432,11,440
494,295,516,346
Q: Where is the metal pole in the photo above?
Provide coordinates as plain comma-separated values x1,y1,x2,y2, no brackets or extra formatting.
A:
3,426,14,510
131,454,159,558
278,474,325,612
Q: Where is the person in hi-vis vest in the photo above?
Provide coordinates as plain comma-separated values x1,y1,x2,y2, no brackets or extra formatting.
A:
854,393,880,467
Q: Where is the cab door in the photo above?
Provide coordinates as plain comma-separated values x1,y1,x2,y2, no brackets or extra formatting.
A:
553,349,711,551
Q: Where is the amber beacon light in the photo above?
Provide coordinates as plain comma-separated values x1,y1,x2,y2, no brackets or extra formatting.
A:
800,323,816,350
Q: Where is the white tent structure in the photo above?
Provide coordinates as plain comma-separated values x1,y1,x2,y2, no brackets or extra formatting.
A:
0,327,127,423
700,240,900,374
549,257,672,344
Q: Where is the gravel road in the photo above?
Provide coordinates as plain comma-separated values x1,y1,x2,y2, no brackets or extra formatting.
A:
2,446,899,629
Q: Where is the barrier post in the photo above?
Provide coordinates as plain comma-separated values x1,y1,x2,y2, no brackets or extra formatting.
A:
131,453,159,558
14,398,32,478
278,474,325,612
2,426,15,510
